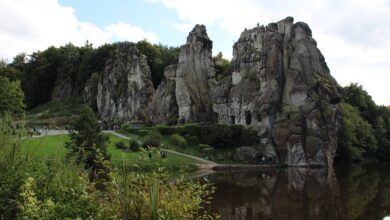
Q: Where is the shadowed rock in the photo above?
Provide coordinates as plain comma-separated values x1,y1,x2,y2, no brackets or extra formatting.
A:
92,42,155,124
215,17,342,166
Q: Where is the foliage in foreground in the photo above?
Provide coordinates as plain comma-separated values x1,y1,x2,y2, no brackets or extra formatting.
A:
0,114,218,219
0,75,25,116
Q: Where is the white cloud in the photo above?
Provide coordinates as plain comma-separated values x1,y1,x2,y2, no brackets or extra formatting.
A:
174,23,195,33
0,0,158,61
105,23,158,43
149,0,390,105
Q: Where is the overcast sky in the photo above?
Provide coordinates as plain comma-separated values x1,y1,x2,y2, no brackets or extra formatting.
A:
1,0,389,105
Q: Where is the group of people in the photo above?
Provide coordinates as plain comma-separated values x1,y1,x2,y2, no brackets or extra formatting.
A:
138,147,168,161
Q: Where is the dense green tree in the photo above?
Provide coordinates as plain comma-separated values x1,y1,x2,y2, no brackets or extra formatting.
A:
338,83,390,161
213,52,230,77
10,53,28,70
0,62,23,82
136,40,179,88
65,106,110,184
22,46,62,107
0,76,25,116
337,103,377,161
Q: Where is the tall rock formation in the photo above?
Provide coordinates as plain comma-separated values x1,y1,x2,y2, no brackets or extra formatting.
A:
91,43,155,124
149,24,217,123
217,17,342,166
150,18,341,166
148,65,178,124
175,24,217,123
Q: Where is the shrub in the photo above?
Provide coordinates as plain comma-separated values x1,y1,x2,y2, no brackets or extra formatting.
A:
129,139,140,152
170,133,188,148
199,144,212,152
156,124,177,135
115,141,126,149
138,129,150,137
199,144,215,158
142,130,162,148
186,135,199,145
177,124,202,136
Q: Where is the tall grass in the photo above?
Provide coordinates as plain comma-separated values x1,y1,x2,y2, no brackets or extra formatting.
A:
0,115,219,219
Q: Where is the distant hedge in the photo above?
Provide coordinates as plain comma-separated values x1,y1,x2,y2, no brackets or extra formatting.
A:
123,123,259,149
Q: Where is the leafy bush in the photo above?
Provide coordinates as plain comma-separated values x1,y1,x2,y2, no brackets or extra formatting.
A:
337,102,377,161
156,124,177,135
199,144,212,152
0,76,25,116
198,124,259,149
129,139,140,152
199,144,214,156
142,130,162,148
177,124,202,136
1,115,218,219
138,129,150,137
170,133,188,148
115,141,126,149
186,135,199,145
340,83,390,161
110,165,218,219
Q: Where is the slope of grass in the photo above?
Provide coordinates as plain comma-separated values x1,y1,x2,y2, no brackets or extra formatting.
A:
21,134,199,172
26,99,87,127
120,130,239,164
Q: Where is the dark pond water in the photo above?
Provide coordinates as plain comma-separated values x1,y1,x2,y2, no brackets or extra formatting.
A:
201,163,390,220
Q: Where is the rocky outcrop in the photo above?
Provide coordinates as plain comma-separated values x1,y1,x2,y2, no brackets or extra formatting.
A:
175,24,217,123
94,43,155,123
148,65,178,124
79,18,342,166
149,24,217,124
215,17,341,166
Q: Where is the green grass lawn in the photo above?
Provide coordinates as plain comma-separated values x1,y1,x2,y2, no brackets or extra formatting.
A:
20,134,199,172
120,130,240,164
21,135,69,158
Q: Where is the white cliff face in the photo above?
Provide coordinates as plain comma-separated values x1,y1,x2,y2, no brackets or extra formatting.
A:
96,43,154,124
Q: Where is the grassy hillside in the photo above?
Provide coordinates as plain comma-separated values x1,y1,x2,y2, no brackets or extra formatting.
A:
21,134,199,172
25,99,87,127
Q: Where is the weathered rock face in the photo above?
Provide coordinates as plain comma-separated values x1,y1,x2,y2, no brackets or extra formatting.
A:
148,65,178,124
217,17,342,166
94,43,155,123
175,24,217,123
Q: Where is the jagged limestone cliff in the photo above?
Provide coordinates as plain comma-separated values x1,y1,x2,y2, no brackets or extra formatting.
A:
52,17,341,166
83,42,155,124
151,18,341,166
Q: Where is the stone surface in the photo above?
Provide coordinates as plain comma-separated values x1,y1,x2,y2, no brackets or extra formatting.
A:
148,19,341,166
174,24,217,123
233,146,262,163
55,18,342,167
148,65,178,124
95,42,155,124
212,17,341,166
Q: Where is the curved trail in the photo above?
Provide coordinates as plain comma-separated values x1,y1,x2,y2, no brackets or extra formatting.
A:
33,130,282,171
104,130,217,166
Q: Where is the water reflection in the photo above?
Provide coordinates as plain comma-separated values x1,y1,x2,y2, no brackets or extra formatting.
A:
204,164,390,220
